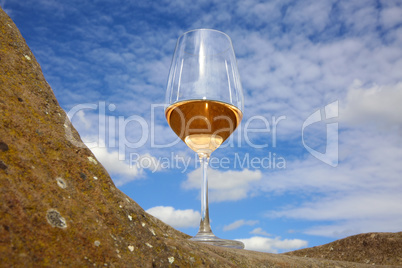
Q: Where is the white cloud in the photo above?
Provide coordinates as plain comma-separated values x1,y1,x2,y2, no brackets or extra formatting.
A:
283,0,333,35
266,180,402,238
252,82,402,238
89,146,140,186
67,102,166,186
182,168,262,202
250,227,271,237
380,6,402,29
238,236,308,253
260,121,402,237
233,3,402,142
146,206,200,228
304,216,402,238
259,124,402,192
89,146,159,186
235,0,282,27
341,81,402,126
75,110,92,129
1,0,13,15
223,219,258,231
269,191,402,222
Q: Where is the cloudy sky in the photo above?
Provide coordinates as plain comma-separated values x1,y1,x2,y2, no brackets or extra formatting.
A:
3,0,402,253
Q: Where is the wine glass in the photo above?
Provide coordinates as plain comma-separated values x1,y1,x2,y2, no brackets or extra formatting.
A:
165,29,244,249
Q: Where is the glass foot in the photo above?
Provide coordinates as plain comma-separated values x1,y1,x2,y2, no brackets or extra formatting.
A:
189,232,244,249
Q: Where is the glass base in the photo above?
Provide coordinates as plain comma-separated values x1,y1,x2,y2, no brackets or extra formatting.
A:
189,232,244,249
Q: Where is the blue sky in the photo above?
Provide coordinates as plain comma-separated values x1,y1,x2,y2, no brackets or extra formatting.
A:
3,0,402,253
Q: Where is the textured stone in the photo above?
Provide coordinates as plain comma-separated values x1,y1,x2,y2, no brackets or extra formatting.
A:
0,7,398,267
286,232,402,266
0,141,9,152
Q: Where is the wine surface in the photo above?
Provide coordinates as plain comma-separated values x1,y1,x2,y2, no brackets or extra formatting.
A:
165,99,242,154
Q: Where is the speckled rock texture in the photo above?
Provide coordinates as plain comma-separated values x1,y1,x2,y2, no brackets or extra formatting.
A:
0,7,398,267
286,232,402,266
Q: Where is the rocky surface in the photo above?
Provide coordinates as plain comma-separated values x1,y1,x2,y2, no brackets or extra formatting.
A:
285,232,402,266
0,7,399,267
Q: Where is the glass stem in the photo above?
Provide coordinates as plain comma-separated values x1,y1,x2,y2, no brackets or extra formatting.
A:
198,153,212,234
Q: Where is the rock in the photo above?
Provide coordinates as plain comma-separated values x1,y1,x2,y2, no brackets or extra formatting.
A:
0,141,9,152
285,232,402,266
0,7,396,267
0,160,7,170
